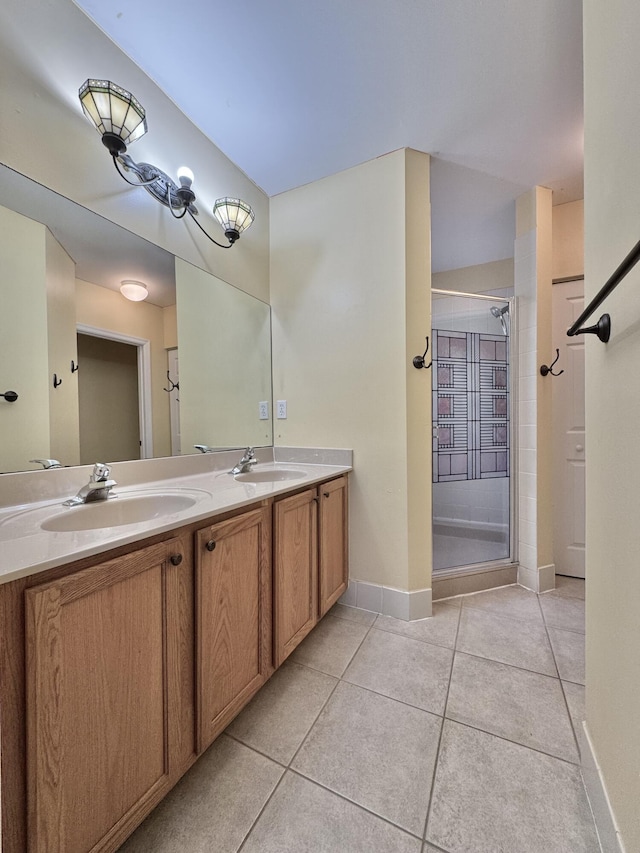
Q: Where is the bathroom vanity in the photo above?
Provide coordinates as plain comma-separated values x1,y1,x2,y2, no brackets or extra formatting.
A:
0,452,350,853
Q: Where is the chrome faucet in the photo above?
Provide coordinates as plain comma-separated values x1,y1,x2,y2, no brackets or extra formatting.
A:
30,458,62,469
231,447,257,475
63,463,117,507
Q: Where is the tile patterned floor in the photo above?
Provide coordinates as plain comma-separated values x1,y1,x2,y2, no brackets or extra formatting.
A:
118,576,600,853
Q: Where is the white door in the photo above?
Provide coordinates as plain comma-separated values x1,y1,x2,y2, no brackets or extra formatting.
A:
167,349,181,456
552,279,586,578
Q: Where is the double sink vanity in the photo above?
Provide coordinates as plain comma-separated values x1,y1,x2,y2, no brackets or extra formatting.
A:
0,447,351,853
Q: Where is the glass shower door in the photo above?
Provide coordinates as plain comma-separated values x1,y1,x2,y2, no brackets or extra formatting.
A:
431,290,513,572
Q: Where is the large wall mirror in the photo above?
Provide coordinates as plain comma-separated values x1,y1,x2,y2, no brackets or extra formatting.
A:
0,163,273,474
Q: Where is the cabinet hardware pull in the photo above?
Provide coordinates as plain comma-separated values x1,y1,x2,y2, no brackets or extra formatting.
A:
206,540,216,551
323,492,330,498
313,496,320,503
169,554,183,566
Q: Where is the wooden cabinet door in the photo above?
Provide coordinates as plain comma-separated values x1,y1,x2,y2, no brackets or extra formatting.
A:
273,488,318,667
25,539,183,853
195,506,272,752
318,476,349,617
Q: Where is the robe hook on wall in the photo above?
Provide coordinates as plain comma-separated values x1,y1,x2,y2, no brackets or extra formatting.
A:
413,336,432,369
71,360,79,373
163,371,179,394
540,348,564,377
53,374,63,389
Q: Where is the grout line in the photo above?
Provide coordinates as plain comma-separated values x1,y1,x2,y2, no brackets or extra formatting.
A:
441,716,580,767
235,765,289,853
286,767,425,842
286,621,375,768
537,586,587,771
422,600,462,844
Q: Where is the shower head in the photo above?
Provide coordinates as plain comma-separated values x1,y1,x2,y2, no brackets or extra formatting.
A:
490,304,509,335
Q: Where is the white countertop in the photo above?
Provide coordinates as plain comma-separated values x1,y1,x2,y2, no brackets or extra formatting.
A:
0,453,351,585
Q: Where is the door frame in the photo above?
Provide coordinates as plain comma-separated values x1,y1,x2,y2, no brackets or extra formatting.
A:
551,275,586,578
76,324,153,459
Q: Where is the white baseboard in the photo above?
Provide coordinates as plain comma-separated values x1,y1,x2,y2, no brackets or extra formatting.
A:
518,563,555,592
339,580,432,621
579,722,626,853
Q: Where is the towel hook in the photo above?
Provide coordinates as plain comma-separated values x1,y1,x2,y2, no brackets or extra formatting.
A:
540,348,564,377
163,370,179,393
413,336,432,369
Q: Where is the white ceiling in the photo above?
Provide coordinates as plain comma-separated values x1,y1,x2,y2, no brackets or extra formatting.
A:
72,0,584,271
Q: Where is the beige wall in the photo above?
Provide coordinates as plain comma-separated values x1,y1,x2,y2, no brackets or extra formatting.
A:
552,199,584,280
75,279,171,458
46,231,80,466
175,258,273,451
77,335,140,464
432,258,514,294
0,0,269,303
271,149,432,593
584,1,640,848
0,206,50,472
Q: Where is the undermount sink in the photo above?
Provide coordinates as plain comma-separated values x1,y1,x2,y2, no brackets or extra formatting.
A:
234,468,308,484
40,493,197,533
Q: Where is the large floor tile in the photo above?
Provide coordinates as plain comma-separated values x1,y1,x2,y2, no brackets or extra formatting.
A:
375,602,460,650
446,652,578,762
292,681,441,836
539,593,585,633
225,661,337,764
117,735,283,853
461,584,543,623
426,721,600,853
330,603,378,626
343,628,453,714
241,771,422,853
289,614,370,677
456,607,556,676
553,575,586,600
548,626,585,684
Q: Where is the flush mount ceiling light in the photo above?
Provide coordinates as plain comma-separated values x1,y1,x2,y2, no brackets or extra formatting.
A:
120,280,148,301
79,79,255,248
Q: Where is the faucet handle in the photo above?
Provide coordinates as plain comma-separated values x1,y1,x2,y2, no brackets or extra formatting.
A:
92,462,111,482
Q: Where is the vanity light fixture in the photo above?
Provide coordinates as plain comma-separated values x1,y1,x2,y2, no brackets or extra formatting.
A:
120,280,148,302
79,79,255,248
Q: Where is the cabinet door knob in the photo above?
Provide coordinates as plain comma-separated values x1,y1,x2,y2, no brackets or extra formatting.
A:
323,492,330,498
206,540,216,551
169,554,183,566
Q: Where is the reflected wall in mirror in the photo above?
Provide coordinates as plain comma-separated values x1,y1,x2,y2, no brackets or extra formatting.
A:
0,163,273,474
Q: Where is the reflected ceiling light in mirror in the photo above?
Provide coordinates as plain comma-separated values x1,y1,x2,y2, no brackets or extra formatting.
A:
78,79,255,249
120,280,148,302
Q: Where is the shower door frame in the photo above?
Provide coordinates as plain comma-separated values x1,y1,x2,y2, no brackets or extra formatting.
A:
430,289,518,577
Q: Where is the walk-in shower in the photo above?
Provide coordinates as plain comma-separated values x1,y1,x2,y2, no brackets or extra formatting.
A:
431,290,515,574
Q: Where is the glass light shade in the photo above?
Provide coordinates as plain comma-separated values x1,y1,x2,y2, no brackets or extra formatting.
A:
120,280,148,302
177,166,194,185
212,197,255,237
79,79,147,147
